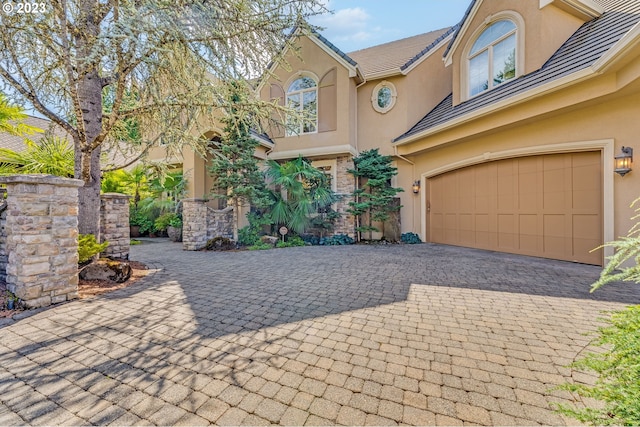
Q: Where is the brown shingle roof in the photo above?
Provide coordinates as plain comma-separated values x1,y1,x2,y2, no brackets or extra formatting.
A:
395,0,640,143
348,28,452,78
0,115,70,152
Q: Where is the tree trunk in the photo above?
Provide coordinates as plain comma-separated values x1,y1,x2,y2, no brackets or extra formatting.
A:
232,198,239,242
76,148,102,236
368,186,373,241
75,1,103,237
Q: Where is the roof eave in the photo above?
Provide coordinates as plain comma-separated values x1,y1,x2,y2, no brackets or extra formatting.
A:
394,67,595,146
443,1,481,66
539,0,604,20
397,18,640,148
401,33,455,75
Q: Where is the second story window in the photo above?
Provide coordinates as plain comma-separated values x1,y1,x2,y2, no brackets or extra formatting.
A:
468,20,517,97
286,76,317,136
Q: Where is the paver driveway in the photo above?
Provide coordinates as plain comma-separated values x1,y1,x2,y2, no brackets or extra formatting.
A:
1,241,639,426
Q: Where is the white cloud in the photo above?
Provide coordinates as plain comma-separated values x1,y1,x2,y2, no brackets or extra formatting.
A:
311,6,375,46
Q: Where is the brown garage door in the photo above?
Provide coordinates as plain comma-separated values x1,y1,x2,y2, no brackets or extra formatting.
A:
427,151,603,265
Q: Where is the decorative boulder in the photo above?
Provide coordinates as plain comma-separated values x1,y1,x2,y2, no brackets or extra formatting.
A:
260,235,279,246
79,259,132,283
167,226,182,242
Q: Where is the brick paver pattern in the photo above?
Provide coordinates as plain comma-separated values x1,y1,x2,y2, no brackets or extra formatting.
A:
1,241,639,425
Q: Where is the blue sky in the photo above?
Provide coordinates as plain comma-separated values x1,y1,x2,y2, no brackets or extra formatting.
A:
309,0,471,53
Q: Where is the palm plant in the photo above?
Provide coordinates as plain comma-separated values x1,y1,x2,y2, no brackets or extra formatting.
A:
139,171,186,217
0,136,74,177
0,92,41,137
265,156,335,235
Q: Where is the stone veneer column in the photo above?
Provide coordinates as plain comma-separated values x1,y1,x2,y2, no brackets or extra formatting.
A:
100,193,131,259
335,156,356,237
0,188,7,283
0,174,83,308
182,198,208,250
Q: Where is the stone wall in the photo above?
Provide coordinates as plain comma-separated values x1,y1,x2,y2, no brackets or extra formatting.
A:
100,193,131,259
182,199,234,250
0,175,83,308
206,207,233,241
334,155,356,237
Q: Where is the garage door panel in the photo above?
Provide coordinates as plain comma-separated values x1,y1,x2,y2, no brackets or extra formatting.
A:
428,151,603,265
573,214,602,265
498,214,516,250
543,214,568,256
444,213,458,242
459,214,474,245
475,214,490,248
519,214,538,252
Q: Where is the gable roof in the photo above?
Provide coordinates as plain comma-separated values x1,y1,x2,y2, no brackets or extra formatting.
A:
255,26,363,94
348,28,453,79
443,0,605,65
395,0,640,144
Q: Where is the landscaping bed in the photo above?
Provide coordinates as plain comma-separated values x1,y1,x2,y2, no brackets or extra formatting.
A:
0,260,150,319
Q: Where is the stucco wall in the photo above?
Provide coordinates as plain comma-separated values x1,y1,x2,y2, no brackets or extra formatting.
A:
357,42,453,157
260,36,356,155
406,91,639,244
449,0,584,106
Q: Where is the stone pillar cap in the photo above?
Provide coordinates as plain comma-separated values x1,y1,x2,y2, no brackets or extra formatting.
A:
101,193,132,199
0,174,83,187
182,198,208,202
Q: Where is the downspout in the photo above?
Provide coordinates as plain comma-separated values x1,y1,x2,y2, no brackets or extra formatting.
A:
394,145,417,233
353,76,367,241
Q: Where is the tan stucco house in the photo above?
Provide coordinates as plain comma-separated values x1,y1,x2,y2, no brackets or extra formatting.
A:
170,0,640,266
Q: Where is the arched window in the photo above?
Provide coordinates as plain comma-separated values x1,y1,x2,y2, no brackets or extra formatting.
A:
286,76,317,136
468,20,517,97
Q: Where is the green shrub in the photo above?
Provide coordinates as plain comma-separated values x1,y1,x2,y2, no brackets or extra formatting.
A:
555,196,640,425
168,215,182,228
320,234,354,245
401,232,422,244
154,212,180,232
276,236,305,248
130,208,154,235
238,212,272,246
238,225,259,246
78,234,108,264
555,305,640,425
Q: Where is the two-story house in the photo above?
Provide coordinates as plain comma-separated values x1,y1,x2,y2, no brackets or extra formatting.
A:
175,0,640,266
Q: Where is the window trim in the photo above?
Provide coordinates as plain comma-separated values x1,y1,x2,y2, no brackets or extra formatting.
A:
371,81,397,114
311,159,337,192
285,71,319,136
461,11,525,101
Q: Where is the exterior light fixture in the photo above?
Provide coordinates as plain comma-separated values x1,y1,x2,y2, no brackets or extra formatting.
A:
614,146,633,177
412,180,421,194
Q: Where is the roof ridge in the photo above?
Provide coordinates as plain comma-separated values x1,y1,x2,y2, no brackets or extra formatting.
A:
400,26,458,71
311,28,358,67
347,27,452,55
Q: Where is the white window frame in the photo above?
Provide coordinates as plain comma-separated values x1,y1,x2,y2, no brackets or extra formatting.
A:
371,81,397,114
311,159,337,192
461,11,525,101
285,72,319,136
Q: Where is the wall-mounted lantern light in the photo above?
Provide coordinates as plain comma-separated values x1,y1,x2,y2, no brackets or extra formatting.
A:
412,180,421,194
614,146,633,177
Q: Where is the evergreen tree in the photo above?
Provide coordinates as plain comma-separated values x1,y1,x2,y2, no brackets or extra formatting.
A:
348,149,403,241
209,82,270,241
0,0,324,236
